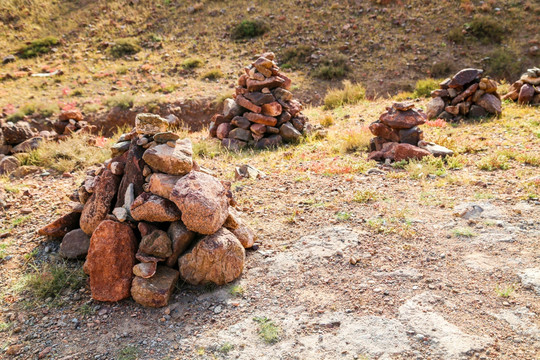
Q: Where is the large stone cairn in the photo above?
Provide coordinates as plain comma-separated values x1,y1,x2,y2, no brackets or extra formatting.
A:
426,68,502,121
368,101,454,162
38,113,255,307
209,52,311,150
502,67,540,105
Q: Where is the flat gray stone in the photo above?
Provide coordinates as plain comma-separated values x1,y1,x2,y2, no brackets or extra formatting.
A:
491,307,540,340
519,268,540,295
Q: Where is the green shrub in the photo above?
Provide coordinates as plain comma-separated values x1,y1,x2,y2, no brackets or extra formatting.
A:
413,78,441,98
201,69,224,80
314,54,350,80
17,36,59,58
280,45,312,69
467,15,505,43
105,93,134,109
324,80,365,109
182,57,204,69
110,38,141,58
231,19,269,40
485,48,522,80
24,262,86,301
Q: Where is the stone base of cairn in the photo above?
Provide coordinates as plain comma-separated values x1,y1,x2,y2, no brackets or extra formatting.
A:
368,102,453,162
426,68,502,121
209,52,313,150
502,67,540,105
39,113,255,307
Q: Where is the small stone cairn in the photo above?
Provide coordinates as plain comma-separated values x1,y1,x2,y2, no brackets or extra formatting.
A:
502,67,540,105
368,101,453,162
0,108,95,174
209,51,312,150
426,68,502,121
38,113,255,307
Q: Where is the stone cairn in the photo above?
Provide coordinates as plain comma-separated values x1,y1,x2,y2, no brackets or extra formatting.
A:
426,68,502,121
209,52,312,150
0,109,95,174
368,101,453,162
502,67,540,105
38,113,255,308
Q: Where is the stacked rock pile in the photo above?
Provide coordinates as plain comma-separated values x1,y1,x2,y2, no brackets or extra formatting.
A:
0,108,96,174
502,67,540,105
426,68,502,121
368,102,453,162
38,113,255,308
209,52,312,149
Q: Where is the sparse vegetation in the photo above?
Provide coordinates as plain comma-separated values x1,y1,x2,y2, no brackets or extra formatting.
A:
353,190,378,203
110,38,141,58
280,45,312,69
485,48,522,80
324,80,366,109
253,317,281,344
319,114,335,127
467,15,505,44
336,211,352,221
229,285,245,297
495,284,515,298
339,126,371,153
201,69,224,81
231,19,269,40
476,154,510,171
219,342,234,354
23,262,86,302
118,345,140,360
182,57,204,69
413,78,441,98
105,93,134,110
314,54,350,80
17,36,59,58
452,227,476,238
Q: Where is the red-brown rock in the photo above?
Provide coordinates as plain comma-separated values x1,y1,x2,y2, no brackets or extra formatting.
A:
246,77,284,92
451,83,478,105
216,123,232,140
368,122,399,142
166,221,195,267
518,84,535,105
115,142,145,208
261,102,282,117
244,112,278,126
393,143,431,162
178,228,245,285
380,108,427,129
130,192,181,222
38,212,81,238
170,171,229,234
236,95,261,113
80,170,121,235
86,220,137,302
131,266,179,308
448,68,482,88
59,109,84,122
250,123,266,135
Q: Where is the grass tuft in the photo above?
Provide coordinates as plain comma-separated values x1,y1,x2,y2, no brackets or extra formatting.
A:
339,126,371,153
413,78,441,98
253,317,281,344
467,15,505,44
476,154,510,171
17,36,59,58
324,80,365,109
182,57,204,69
231,19,269,40
314,54,350,80
23,262,86,302
201,69,224,81
105,93,134,110
110,38,141,58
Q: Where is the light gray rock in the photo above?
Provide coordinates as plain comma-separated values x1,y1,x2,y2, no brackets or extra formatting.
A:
453,202,503,220
135,113,168,135
491,307,540,340
142,138,193,176
519,268,540,295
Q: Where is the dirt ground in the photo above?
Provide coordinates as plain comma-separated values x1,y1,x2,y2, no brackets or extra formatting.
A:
1,101,539,359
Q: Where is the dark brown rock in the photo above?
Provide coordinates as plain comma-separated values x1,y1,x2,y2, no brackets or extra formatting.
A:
228,128,253,142
476,93,502,115
115,142,145,208
231,116,251,129
139,229,173,258
250,123,266,135
255,134,282,149
166,221,195,267
39,212,81,238
178,228,245,285
131,266,179,308
451,83,479,105
216,123,232,140
1,122,35,145
221,138,247,151
86,220,137,302
469,105,488,118
518,84,535,105
80,170,121,235
170,171,229,235
236,95,261,113
59,229,90,259
448,68,482,88
398,126,423,145
244,92,275,106
0,155,20,174
130,192,181,222
280,122,301,143
380,108,427,129
426,97,445,119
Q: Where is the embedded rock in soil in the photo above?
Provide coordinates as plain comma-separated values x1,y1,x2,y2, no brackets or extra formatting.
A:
38,212,81,238
519,268,540,295
59,229,90,259
139,229,173,258
80,170,121,235
131,266,179,308
85,220,137,302
142,138,193,176
255,134,282,149
170,171,229,235
418,141,454,157
468,105,488,118
166,221,195,267
148,173,183,199
1,122,35,145
135,113,168,135
130,192,181,222
0,155,20,174
179,228,245,285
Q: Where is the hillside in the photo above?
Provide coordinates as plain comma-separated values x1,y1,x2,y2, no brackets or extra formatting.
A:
1,0,539,119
